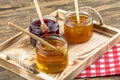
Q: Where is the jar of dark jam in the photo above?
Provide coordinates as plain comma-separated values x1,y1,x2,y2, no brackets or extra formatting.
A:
29,15,59,46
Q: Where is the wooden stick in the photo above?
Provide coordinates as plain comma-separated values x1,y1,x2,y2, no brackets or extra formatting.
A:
8,22,56,49
74,0,80,24
33,0,49,32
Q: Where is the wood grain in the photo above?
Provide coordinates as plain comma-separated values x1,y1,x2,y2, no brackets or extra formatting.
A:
0,0,120,80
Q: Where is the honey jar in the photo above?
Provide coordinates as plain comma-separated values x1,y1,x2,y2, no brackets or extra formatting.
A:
36,34,68,73
64,11,93,44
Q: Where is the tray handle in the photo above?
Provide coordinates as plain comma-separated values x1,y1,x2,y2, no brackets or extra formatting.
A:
79,6,104,26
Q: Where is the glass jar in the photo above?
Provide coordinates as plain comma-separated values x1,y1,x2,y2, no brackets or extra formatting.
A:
36,34,68,73
64,11,93,44
29,15,59,46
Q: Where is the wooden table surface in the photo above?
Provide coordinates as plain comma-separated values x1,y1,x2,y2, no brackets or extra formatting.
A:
0,0,120,80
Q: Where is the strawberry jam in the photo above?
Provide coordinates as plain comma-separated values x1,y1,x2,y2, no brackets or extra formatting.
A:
29,15,59,46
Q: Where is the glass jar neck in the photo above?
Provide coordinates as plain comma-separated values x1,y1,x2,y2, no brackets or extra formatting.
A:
65,11,92,26
36,34,67,54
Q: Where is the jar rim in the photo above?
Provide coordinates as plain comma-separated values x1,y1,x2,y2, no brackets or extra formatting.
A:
37,34,67,44
65,10,93,25
30,15,57,28
36,34,67,49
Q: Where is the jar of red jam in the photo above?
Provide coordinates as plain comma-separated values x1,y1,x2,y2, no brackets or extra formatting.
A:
29,15,59,46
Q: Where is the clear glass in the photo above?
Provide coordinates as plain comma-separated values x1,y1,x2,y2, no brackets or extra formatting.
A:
36,34,68,73
64,11,93,44
29,15,59,46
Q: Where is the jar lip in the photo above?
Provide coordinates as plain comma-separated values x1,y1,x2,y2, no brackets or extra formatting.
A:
65,10,92,25
36,34,67,50
39,34,67,43
30,15,57,28
66,10,90,16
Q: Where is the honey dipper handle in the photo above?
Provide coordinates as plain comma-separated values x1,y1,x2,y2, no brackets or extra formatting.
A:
8,22,56,49
33,0,44,24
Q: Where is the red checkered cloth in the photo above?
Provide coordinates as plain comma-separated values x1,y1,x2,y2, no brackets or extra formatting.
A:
76,42,120,78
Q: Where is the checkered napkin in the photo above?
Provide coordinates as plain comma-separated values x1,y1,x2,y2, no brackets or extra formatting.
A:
76,42,120,78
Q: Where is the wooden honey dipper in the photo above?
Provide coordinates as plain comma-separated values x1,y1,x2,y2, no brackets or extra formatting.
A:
8,22,56,50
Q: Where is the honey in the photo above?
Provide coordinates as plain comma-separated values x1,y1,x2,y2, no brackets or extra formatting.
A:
36,34,68,73
64,11,93,44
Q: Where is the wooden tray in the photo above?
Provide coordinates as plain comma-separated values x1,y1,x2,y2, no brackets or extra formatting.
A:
0,9,120,80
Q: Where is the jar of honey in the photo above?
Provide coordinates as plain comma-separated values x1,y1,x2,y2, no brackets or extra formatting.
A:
36,34,68,73
29,15,59,46
64,11,93,44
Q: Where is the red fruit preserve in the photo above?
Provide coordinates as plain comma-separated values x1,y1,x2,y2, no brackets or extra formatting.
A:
29,15,59,46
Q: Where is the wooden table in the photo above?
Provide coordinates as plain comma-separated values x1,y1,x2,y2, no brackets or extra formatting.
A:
0,0,120,80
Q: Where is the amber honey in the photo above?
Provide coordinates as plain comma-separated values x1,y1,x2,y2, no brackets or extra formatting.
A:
64,11,93,43
36,34,68,73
